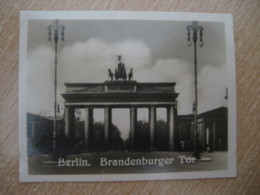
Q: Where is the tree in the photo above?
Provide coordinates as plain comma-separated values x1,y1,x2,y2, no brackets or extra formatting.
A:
155,120,169,151
125,120,170,152
87,122,125,152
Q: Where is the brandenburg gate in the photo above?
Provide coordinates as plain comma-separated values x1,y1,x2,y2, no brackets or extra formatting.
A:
61,56,179,152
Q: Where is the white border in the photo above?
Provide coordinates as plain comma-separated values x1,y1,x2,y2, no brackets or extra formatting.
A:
19,11,236,182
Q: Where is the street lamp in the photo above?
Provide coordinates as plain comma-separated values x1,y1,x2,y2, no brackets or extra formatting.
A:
187,21,204,159
48,20,65,150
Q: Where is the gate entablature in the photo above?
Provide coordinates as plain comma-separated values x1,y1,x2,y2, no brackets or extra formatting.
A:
62,82,178,106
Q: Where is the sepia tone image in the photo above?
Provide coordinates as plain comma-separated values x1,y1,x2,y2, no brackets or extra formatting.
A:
19,12,236,181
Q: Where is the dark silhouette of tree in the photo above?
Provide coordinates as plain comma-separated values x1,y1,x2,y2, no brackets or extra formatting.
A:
27,113,54,155
125,120,150,152
135,121,150,151
86,122,125,152
125,133,131,151
109,124,125,151
155,120,169,151
88,122,104,152
125,120,170,152
53,119,126,155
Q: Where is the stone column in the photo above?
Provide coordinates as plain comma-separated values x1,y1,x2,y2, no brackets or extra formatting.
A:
212,121,216,151
84,107,93,151
206,127,210,151
104,107,112,147
65,107,75,139
65,107,69,137
130,107,137,151
200,122,205,151
167,106,175,151
149,106,156,150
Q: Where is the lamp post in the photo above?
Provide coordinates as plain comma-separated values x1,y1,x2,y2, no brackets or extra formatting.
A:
48,20,65,150
187,21,204,159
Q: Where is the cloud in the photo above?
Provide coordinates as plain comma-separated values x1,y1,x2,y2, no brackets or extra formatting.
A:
27,45,54,115
198,63,227,113
135,58,190,81
58,39,151,84
27,38,227,117
27,39,151,115
135,58,194,114
114,40,151,70
56,39,152,112
27,39,227,140
134,58,227,114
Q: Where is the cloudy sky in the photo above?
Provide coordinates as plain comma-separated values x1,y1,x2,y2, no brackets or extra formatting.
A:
27,19,228,139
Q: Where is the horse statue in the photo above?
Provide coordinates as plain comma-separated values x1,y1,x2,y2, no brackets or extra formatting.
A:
108,68,113,81
128,68,133,81
108,56,133,81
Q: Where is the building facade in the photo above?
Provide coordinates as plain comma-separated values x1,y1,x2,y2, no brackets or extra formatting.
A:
178,107,228,152
61,81,179,152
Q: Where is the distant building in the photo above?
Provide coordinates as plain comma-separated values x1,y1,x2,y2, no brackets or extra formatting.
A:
178,107,228,152
27,113,53,155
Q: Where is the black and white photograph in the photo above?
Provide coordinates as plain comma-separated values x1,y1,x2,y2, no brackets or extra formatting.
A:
19,11,236,182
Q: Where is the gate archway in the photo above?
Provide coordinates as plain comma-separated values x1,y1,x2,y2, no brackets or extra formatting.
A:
62,80,179,152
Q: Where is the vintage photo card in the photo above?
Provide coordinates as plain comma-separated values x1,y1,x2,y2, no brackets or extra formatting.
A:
19,11,236,182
